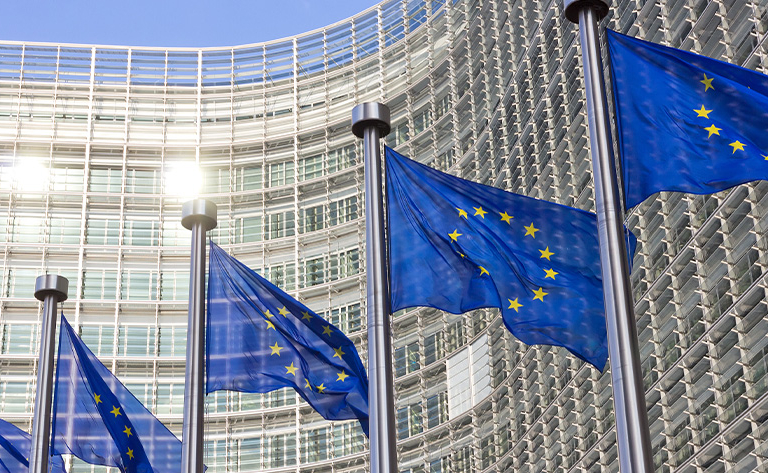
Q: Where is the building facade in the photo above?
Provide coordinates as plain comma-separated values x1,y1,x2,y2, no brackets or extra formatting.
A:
0,0,767,472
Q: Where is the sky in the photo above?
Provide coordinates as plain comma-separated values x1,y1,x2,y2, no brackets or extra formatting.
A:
0,0,382,47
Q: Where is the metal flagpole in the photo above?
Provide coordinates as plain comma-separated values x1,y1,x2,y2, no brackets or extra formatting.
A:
564,1,654,471
29,274,68,473
181,199,217,473
351,102,398,472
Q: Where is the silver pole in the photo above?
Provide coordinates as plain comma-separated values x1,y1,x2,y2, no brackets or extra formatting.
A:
564,1,653,471
180,199,217,473
351,102,397,472
30,274,68,473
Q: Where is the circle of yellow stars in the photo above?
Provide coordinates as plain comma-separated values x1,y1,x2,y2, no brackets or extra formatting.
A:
262,305,353,394
93,393,138,463
449,205,561,313
696,74,757,157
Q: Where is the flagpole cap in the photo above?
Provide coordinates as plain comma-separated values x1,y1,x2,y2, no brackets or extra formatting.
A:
34,274,68,302
563,0,610,23
182,199,218,231
351,102,391,138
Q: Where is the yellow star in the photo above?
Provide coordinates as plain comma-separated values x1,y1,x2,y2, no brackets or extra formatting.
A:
524,223,539,238
700,74,714,91
123,426,132,437
532,287,548,302
479,266,489,276
301,311,312,321
729,141,745,153
270,342,283,356
473,206,487,218
110,406,122,417
322,325,333,336
539,247,554,260
304,378,312,390
499,211,513,224
694,105,712,118
544,268,559,280
448,229,462,242
94,394,102,404
264,310,274,319
127,448,134,460
337,370,350,382
265,319,275,330
458,252,466,258
333,347,345,359
507,298,523,312
763,155,768,161
285,362,298,376
704,124,721,138
457,208,468,219
316,383,327,393
278,306,290,317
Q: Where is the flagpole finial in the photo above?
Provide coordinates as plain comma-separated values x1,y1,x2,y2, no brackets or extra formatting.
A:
351,102,391,138
563,0,610,23
181,199,217,231
34,274,68,302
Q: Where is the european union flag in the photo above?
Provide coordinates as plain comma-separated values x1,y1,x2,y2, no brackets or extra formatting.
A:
0,419,65,473
207,242,369,435
52,316,182,473
608,29,768,208
386,147,637,369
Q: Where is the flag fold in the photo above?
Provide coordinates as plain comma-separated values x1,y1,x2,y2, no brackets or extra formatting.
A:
0,419,65,473
386,147,637,369
52,316,182,473
608,29,768,208
206,242,369,435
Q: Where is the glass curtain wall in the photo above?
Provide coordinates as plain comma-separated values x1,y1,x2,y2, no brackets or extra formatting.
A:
0,1,767,472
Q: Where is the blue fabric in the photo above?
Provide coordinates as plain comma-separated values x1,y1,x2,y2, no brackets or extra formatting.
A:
607,29,768,208
386,147,637,370
0,419,65,473
52,316,182,473
206,242,369,435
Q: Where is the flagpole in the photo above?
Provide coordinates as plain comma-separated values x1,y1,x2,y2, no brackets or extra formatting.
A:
564,1,654,471
351,102,397,472
181,199,217,473
29,274,68,473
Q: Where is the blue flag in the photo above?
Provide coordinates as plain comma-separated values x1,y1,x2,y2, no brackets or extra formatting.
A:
207,242,369,435
0,419,65,473
386,147,637,369
52,316,182,473
607,29,768,208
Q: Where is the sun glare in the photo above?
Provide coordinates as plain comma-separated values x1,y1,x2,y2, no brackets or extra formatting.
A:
165,162,203,199
14,159,48,192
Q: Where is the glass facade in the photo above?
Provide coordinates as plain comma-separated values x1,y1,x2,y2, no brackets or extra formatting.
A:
0,0,767,472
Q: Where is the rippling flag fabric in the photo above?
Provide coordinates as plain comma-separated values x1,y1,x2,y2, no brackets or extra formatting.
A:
608,29,768,209
207,242,369,435
52,316,182,473
386,147,637,369
0,418,65,473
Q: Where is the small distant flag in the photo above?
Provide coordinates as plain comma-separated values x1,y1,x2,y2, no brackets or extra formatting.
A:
608,29,768,208
52,316,183,473
0,418,65,473
207,242,369,435
385,147,637,369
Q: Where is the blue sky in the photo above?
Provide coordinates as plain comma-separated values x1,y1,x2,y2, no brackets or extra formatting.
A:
0,1,382,47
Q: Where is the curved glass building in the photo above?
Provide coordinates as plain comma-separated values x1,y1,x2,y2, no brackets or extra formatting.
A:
1,0,767,472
